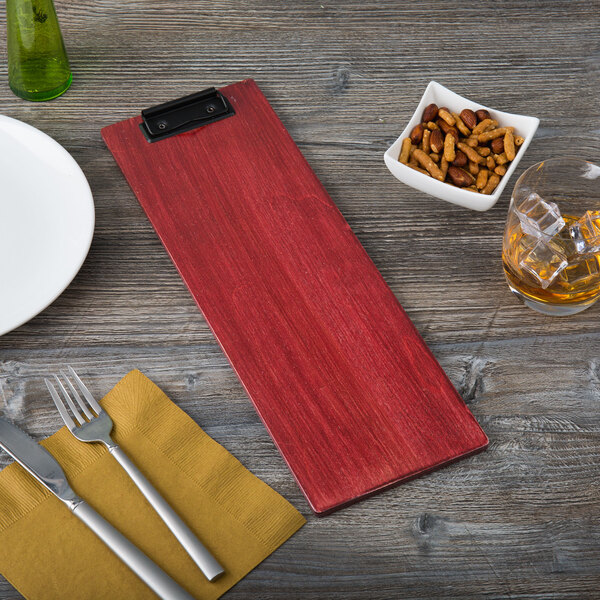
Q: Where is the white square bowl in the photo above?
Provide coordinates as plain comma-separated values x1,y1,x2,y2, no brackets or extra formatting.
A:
384,81,539,211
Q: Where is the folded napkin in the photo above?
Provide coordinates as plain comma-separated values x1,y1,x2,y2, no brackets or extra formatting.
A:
0,370,305,599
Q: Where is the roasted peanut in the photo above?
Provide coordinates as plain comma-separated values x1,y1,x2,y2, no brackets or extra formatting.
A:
452,113,471,137
447,166,475,187
459,109,477,130
456,142,484,164
443,133,456,162
504,131,516,161
438,107,456,126
426,121,439,130
490,137,504,154
486,155,496,170
398,138,412,164
475,109,491,122
413,149,445,181
476,146,491,157
465,136,479,147
451,150,468,168
410,123,424,145
514,135,525,147
429,152,440,163
422,103,439,123
494,165,507,176
429,129,444,153
452,112,471,136
436,119,460,142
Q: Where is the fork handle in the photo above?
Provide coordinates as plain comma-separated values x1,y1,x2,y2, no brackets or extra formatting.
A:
72,500,195,600
109,445,225,581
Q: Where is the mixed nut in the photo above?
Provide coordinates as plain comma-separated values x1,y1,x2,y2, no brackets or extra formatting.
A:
398,103,524,194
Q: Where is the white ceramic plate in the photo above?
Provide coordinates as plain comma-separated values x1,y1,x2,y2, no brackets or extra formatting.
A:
384,81,539,211
0,115,94,336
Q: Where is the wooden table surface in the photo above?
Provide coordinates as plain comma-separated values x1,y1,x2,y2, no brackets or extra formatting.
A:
1,1,599,598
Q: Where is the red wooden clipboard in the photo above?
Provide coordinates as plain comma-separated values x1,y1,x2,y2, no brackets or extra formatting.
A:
102,79,488,515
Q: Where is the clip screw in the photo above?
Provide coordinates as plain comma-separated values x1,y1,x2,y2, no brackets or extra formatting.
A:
206,105,215,113
157,120,167,130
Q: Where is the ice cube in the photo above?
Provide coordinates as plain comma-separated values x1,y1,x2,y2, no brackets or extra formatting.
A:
514,193,565,238
569,210,600,254
555,226,579,260
555,256,600,291
519,238,568,288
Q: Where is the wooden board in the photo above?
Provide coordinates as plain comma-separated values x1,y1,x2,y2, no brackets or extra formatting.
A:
101,79,487,514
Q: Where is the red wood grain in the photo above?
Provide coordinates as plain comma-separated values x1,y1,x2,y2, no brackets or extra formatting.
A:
102,79,488,515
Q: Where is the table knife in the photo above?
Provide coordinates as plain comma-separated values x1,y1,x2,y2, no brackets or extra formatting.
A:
0,417,195,600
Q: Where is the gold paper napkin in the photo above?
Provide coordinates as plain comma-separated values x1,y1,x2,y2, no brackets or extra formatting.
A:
0,370,305,599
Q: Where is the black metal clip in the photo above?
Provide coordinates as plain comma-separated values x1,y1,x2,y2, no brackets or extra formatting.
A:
140,87,235,142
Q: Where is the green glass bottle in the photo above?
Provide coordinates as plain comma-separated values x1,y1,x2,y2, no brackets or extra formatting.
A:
6,0,72,101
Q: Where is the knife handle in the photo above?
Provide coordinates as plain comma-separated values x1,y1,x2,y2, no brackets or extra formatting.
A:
72,501,195,600
109,445,224,581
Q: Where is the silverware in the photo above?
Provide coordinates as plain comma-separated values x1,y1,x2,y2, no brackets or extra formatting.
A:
45,367,224,582
0,417,195,600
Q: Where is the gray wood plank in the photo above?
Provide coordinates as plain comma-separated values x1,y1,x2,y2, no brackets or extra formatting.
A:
0,0,599,598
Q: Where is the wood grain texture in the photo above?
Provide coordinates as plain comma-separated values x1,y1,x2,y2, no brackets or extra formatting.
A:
102,78,487,515
0,0,599,596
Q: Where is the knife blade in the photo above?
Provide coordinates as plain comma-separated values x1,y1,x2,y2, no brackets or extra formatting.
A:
0,417,79,504
0,417,195,600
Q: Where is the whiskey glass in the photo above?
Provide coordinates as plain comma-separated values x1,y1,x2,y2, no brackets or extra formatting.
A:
503,158,600,316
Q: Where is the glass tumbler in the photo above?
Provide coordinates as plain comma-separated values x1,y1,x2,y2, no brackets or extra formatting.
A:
503,158,600,316
6,0,72,101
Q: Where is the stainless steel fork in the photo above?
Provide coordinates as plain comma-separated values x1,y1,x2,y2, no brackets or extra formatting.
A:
45,366,224,582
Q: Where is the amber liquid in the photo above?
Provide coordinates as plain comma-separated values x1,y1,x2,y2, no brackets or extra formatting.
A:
503,214,600,306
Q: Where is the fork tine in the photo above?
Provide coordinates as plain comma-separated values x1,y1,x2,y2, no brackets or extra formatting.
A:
45,379,77,430
53,375,85,425
68,366,103,415
61,370,94,420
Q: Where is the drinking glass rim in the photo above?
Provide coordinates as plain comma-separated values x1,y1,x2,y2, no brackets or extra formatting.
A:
513,157,600,195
